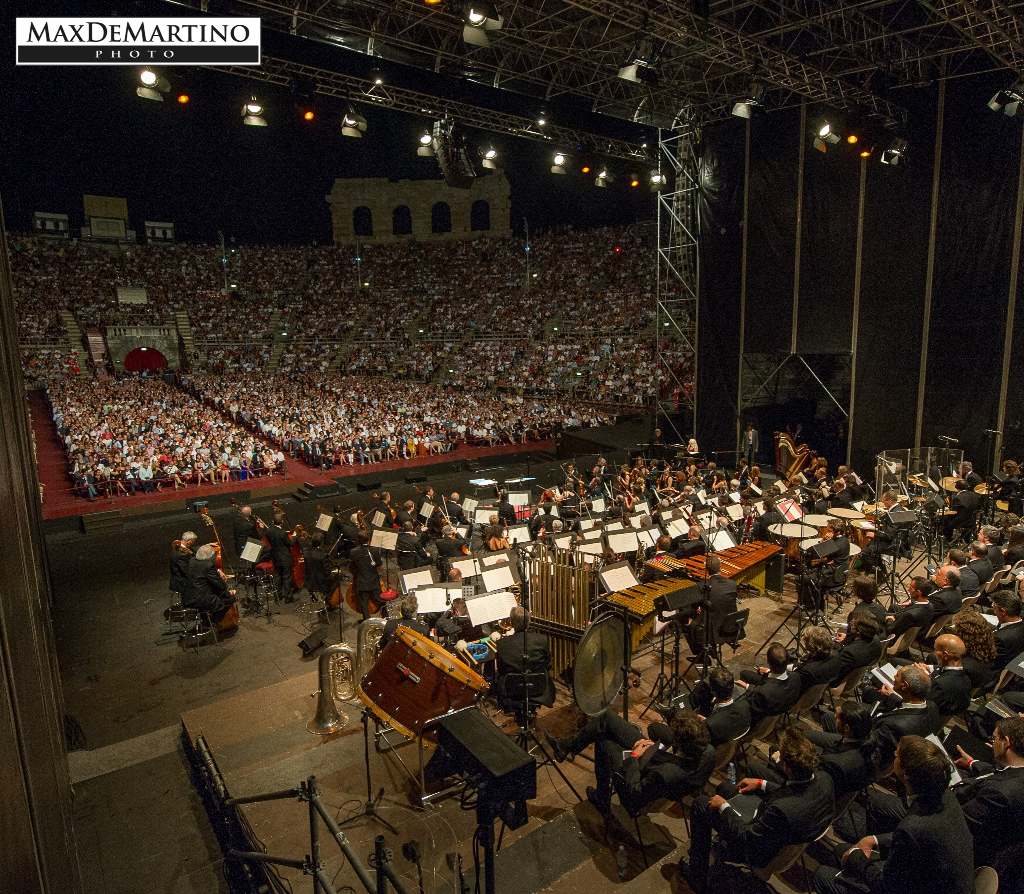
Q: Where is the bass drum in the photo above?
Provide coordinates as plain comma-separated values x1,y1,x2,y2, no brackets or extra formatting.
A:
572,615,626,717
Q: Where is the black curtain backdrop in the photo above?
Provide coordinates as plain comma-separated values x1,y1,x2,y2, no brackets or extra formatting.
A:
921,79,1021,467
697,120,745,456
852,95,936,473
745,108,801,353
797,141,859,354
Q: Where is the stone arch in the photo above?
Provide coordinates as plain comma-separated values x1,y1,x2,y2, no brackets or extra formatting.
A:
470,199,491,232
431,202,452,234
393,205,412,236
352,206,373,237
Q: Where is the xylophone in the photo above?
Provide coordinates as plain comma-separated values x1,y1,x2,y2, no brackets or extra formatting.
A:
673,541,784,596
603,577,699,651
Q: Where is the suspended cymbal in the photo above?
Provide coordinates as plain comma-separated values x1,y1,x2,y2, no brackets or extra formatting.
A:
940,476,958,493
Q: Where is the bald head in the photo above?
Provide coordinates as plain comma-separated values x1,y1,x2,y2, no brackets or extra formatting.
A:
934,634,965,667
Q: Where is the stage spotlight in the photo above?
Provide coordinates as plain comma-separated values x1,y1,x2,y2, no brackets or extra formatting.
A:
342,105,367,138
423,0,443,5
731,79,766,119
302,109,315,121
482,146,499,170
630,177,641,188
463,1,502,47
880,137,908,166
595,168,614,187
136,67,170,101
369,68,385,86
650,171,666,190
846,133,859,144
989,82,1024,116
417,131,435,157
618,61,659,86
242,96,267,126
177,93,190,105
812,119,841,153
537,113,547,127
551,152,567,174
859,146,873,158
581,165,591,174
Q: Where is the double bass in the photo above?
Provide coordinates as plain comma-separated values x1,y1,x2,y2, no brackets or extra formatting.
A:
196,507,240,633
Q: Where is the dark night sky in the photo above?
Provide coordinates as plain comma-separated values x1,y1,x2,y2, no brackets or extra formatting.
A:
1,0,659,244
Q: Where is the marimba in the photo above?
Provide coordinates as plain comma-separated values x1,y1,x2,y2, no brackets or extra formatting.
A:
673,541,784,596
603,577,699,651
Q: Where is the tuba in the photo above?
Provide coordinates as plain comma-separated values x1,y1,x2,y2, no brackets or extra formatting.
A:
308,642,356,736
356,617,388,681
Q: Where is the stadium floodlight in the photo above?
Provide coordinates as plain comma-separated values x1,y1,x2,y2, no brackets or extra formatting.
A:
342,105,368,138
463,1,503,47
618,37,659,86
137,68,171,101
482,146,499,170
595,168,613,187
880,137,909,166
989,82,1024,117
417,131,435,157
242,96,267,126
551,152,567,174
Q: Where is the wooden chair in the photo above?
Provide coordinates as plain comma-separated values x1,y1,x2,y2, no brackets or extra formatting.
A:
921,612,955,643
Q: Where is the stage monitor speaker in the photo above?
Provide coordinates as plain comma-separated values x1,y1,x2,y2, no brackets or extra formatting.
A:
406,474,428,484
357,481,382,492
298,628,329,656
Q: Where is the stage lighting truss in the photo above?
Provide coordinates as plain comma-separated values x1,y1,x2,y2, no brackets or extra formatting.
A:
481,146,500,169
731,79,766,119
880,137,908,165
463,1,502,48
137,68,171,101
242,96,268,125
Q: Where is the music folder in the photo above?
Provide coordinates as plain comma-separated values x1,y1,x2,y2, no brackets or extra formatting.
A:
599,560,639,593
240,539,263,563
369,528,398,551
315,513,332,533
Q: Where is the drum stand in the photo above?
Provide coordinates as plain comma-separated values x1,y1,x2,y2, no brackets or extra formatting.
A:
338,709,399,836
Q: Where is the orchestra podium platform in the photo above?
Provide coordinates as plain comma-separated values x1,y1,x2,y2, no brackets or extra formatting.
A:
180,671,687,893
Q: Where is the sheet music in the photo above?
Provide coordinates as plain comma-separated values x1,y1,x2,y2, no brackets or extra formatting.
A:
402,567,436,590
666,518,689,539
474,508,494,524
481,564,516,592
553,533,574,549
371,510,386,528
316,513,333,533
579,518,596,530
728,491,742,504
696,489,708,504
926,733,962,787
369,528,398,550
591,497,606,513
600,563,640,592
507,525,532,544
605,521,625,532
637,528,660,549
578,540,605,556
467,591,518,626
452,557,482,579
711,528,737,550
748,484,762,496
462,497,479,515
606,531,640,554
636,499,650,515
456,525,469,541
419,502,434,519
581,527,603,541
628,513,646,529
480,552,509,567
726,503,744,521
508,491,530,507
413,586,451,614
240,539,263,563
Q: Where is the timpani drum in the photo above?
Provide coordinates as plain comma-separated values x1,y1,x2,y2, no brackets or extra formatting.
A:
769,522,819,563
849,519,877,549
357,626,489,738
802,514,833,537
827,507,864,521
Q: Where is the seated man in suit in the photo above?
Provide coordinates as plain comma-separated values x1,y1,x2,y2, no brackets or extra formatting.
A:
829,609,884,687
686,556,739,654
866,635,971,719
686,667,752,746
944,479,982,542
184,543,238,626
847,575,888,629
380,594,430,649
395,521,430,570
864,665,941,775
549,708,714,815
493,606,555,711
953,715,1024,868
965,541,994,594
795,626,839,692
991,587,1024,672
885,576,935,644
672,524,706,558
805,698,874,755
737,643,803,722
946,548,980,601
814,736,973,894
683,728,835,894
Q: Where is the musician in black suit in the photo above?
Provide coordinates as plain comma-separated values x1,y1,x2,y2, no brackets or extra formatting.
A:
863,665,941,775
265,511,295,601
686,556,738,653
683,728,835,894
979,525,1006,571
738,643,802,721
184,544,237,623
494,606,555,708
393,500,416,529
169,531,197,600
443,491,466,525
753,500,784,542
965,541,994,592
867,635,971,720
686,668,752,746
795,626,840,692
380,594,430,649
348,532,382,619
829,609,884,686
301,532,331,599
806,699,873,757
550,708,714,816
230,504,259,558
992,588,1024,671
672,525,706,558
953,716,1024,867
497,492,517,527
395,522,430,571
886,577,936,644
814,736,974,894
847,575,888,629
943,479,982,541
928,565,963,619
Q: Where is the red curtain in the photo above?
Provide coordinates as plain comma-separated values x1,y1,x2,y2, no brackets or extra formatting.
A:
123,348,167,373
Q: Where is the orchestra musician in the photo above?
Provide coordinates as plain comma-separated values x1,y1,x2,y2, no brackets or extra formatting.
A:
380,594,429,648
185,543,238,628
169,531,197,603
301,532,331,601
230,504,259,559
493,606,555,710
497,491,518,527
349,532,382,619
396,521,430,570
265,510,296,602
